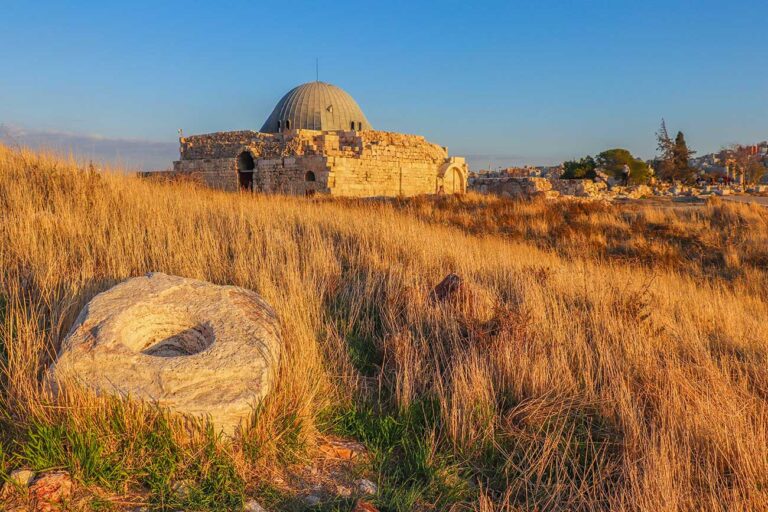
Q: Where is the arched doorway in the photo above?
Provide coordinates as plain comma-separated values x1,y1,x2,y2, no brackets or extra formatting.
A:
439,164,466,194
237,151,255,191
449,167,465,193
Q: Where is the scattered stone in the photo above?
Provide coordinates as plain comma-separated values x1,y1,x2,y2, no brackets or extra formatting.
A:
355,478,378,496
8,469,35,487
49,273,283,435
29,471,73,512
319,438,367,460
304,494,322,507
353,499,380,512
243,499,267,512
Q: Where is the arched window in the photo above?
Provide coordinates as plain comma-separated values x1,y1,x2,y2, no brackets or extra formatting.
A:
237,151,255,171
285,119,291,129
350,121,355,130
305,171,316,182
358,122,362,130
277,120,281,130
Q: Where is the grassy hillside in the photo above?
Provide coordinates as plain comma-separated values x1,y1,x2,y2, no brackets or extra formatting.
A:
1,144,767,511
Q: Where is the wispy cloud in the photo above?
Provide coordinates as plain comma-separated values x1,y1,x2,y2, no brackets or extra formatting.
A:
0,123,178,171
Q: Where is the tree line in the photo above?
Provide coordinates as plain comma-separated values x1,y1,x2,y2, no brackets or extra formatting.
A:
560,119,765,185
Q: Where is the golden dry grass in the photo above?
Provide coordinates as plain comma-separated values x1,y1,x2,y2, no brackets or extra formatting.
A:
1,144,767,511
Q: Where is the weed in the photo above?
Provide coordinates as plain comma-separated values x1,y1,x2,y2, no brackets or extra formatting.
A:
329,400,470,510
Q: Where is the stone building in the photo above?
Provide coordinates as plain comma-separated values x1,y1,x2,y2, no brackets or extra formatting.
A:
171,81,468,197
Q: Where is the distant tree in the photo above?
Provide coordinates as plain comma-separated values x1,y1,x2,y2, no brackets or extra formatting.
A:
655,119,695,182
745,160,766,185
728,144,767,186
656,119,673,160
596,148,652,184
561,156,597,179
672,132,695,178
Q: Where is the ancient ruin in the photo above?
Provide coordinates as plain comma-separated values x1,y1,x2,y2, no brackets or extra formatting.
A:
49,273,282,434
170,81,468,197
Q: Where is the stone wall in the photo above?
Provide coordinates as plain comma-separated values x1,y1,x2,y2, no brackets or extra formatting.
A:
469,176,658,201
170,129,468,197
468,176,556,199
550,179,607,197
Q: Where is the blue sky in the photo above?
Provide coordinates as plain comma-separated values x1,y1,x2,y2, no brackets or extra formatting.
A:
1,0,766,170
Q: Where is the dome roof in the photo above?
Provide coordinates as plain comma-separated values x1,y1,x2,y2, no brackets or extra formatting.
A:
260,82,372,133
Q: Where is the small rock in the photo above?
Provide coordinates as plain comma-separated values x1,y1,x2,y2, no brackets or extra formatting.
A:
429,273,462,302
244,499,267,512
172,479,194,500
336,484,353,497
29,471,73,512
353,499,380,512
355,478,378,495
429,274,497,323
304,494,322,506
8,468,36,487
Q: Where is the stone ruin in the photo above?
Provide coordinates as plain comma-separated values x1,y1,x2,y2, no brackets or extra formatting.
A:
468,168,768,202
169,129,468,197
468,175,654,201
149,81,469,198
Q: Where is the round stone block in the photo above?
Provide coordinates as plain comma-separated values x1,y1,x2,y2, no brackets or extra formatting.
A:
50,273,282,434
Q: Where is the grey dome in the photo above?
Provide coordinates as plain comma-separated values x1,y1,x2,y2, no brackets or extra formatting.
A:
260,82,372,133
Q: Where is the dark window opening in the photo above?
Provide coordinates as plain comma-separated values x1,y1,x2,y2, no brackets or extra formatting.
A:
358,122,362,130
277,120,281,130
237,151,255,191
305,171,316,182
237,151,255,171
350,121,355,130
285,119,291,129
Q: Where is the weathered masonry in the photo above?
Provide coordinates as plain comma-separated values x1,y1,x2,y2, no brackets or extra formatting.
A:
170,81,468,197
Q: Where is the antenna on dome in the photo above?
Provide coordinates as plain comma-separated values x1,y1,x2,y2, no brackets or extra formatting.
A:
316,57,319,82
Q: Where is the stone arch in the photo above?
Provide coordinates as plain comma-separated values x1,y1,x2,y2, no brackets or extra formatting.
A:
305,171,316,182
438,163,467,194
236,150,256,191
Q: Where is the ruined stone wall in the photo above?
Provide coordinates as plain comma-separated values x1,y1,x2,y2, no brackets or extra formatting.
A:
468,177,555,199
171,129,468,197
171,158,239,190
550,179,607,197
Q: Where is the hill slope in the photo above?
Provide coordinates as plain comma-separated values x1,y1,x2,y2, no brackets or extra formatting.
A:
1,145,767,511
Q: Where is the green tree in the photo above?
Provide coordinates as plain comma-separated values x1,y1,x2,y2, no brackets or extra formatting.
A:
655,119,695,182
561,156,597,179
671,132,695,179
596,148,651,184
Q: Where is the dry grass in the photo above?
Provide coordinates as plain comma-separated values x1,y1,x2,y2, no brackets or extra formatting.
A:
1,144,767,511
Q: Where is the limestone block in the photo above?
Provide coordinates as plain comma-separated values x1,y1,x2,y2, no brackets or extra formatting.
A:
49,273,282,434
